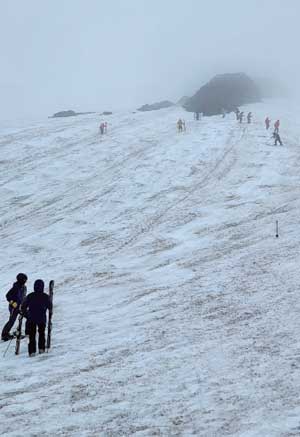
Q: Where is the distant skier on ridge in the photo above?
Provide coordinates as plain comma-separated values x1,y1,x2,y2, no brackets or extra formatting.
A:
273,131,283,146
265,117,271,130
99,122,105,135
235,108,240,120
274,119,280,133
177,119,183,132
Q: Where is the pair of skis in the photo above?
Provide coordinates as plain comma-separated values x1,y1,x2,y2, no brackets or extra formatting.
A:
46,280,54,351
15,280,54,355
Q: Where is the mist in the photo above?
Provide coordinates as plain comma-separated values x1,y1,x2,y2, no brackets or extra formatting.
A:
0,0,299,120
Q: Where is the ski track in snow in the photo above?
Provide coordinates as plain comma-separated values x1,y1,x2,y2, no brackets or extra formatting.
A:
1,103,300,436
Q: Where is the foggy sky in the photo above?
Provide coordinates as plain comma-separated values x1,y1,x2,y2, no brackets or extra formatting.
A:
1,0,299,120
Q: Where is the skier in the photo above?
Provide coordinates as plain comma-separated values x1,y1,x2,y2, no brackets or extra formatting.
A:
274,119,280,133
177,119,183,132
1,273,27,341
235,108,240,120
99,123,105,135
265,117,271,130
195,112,200,121
21,279,52,356
239,112,244,123
273,132,283,146
247,112,252,124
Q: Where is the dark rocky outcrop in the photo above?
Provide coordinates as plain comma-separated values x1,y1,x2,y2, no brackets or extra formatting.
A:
52,110,77,118
102,111,113,116
138,100,174,112
184,73,261,116
50,110,95,118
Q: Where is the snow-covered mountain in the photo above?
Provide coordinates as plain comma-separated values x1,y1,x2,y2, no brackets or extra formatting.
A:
1,102,300,436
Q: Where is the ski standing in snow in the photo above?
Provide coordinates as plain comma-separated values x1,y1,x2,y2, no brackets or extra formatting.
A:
15,313,24,355
47,280,54,351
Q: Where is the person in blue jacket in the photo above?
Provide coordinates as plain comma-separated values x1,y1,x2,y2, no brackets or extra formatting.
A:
1,273,28,341
21,279,52,356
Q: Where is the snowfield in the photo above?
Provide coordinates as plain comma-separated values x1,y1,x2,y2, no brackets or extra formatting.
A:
1,102,300,436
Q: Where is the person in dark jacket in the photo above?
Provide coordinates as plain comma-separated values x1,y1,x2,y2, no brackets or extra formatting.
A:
1,273,27,341
21,279,52,356
273,132,283,146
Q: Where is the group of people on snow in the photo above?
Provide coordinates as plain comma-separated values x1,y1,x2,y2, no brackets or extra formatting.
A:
1,273,52,357
194,112,202,121
265,117,283,145
235,108,252,124
179,108,283,146
234,107,283,146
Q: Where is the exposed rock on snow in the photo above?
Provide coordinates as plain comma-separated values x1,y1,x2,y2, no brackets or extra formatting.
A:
138,100,174,112
184,72,261,116
50,110,95,118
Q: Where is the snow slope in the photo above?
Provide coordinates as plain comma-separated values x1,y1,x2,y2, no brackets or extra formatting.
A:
1,102,300,436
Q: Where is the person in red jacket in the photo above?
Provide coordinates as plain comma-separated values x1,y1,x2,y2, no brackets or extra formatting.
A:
274,120,280,133
265,117,270,130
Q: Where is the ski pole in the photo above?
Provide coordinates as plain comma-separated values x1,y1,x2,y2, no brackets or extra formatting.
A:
3,337,13,358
